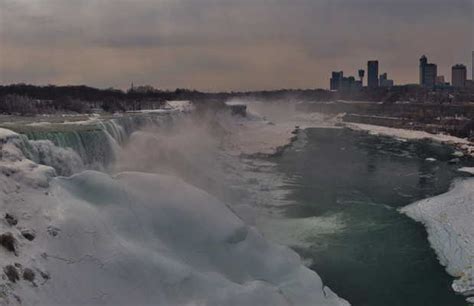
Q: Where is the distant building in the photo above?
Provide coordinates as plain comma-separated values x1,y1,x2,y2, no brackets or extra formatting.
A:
358,69,365,85
466,80,474,89
354,80,363,90
435,76,451,88
379,73,394,87
330,71,362,91
340,76,354,91
367,61,379,88
330,71,344,91
472,51,474,81
452,64,467,88
419,55,437,88
419,55,427,84
436,75,445,85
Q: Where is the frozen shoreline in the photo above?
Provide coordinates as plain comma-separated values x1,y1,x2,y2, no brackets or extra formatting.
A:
344,122,474,157
401,179,474,302
340,118,474,303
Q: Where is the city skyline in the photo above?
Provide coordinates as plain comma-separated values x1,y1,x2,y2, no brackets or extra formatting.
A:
330,53,473,91
0,0,473,91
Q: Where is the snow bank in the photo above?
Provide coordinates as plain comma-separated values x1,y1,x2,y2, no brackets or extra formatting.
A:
345,122,474,156
345,123,471,144
401,179,474,300
166,100,194,112
220,101,340,156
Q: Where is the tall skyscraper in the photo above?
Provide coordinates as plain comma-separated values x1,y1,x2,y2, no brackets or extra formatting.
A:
367,61,379,88
419,55,437,88
452,64,467,88
472,51,474,81
419,55,428,85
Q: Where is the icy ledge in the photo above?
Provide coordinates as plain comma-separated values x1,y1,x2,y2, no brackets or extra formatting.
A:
401,179,474,302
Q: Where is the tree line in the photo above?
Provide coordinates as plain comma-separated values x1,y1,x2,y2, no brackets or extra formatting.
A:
0,83,472,116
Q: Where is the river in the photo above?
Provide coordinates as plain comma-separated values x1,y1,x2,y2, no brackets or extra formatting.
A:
261,127,469,306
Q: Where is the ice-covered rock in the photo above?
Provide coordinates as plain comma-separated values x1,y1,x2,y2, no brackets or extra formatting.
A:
401,179,474,301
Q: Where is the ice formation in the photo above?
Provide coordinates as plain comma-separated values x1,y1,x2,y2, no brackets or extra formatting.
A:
402,179,474,301
458,167,474,176
0,110,349,305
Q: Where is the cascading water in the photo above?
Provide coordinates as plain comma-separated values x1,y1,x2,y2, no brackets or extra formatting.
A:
16,112,179,175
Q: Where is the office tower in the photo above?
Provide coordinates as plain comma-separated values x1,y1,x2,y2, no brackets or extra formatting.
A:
419,55,428,85
329,71,361,91
419,55,437,88
330,71,344,91
452,64,467,88
367,61,379,88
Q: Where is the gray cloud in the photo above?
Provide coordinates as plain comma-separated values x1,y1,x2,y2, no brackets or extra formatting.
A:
0,0,472,90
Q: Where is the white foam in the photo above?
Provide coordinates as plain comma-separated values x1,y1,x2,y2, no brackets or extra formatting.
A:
259,214,346,249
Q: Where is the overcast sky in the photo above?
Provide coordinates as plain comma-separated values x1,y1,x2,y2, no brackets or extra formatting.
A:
0,0,472,91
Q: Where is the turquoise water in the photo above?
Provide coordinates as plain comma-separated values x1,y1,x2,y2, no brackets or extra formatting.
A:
270,128,470,306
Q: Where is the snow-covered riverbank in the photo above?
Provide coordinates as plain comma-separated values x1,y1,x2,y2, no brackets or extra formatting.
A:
401,179,474,303
344,122,474,158
339,117,474,303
